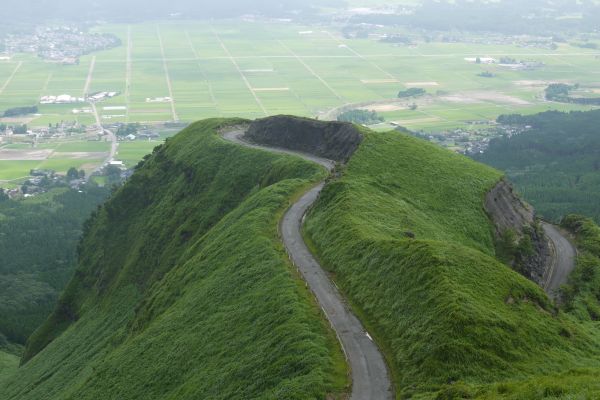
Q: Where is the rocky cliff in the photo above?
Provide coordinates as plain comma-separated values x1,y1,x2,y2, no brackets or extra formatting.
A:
485,179,550,285
245,115,363,162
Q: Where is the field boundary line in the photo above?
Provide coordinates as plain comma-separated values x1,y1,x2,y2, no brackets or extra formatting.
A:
125,25,132,122
83,56,96,97
82,51,600,63
211,27,268,116
186,30,222,113
157,25,179,122
323,31,396,81
40,73,52,97
185,30,198,58
0,62,23,96
278,40,344,102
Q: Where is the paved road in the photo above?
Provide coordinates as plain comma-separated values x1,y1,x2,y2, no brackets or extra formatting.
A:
542,222,577,296
88,102,118,181
222,129,393,400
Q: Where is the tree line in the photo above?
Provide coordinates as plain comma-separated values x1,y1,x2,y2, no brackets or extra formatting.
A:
474,110,600,223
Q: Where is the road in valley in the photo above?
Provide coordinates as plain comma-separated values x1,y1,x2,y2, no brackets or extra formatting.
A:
542,222,577,296
222,129,393,400
88,102,118,180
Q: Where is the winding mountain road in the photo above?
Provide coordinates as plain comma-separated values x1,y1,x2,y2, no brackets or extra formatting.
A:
222,129,393,400
542,222,577,296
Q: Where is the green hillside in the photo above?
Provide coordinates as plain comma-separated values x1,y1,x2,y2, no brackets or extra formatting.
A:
0,187,109,349
304,128,600,398
5,117,600,400
2,119,347,399
0,350,18,384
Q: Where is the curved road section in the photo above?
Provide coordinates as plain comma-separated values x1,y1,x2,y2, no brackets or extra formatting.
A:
542,222,577,296
222,129,393,400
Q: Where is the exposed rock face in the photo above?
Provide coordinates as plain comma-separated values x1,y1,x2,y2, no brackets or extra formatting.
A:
485,179,535,236
245,115,363,162
485,179,550,285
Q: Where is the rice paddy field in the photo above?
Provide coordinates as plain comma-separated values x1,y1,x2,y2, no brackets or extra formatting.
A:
0,19,599,181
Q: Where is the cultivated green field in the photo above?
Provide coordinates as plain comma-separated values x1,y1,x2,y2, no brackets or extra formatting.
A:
0,136,111,184
0,19,599,182
0,20,598,129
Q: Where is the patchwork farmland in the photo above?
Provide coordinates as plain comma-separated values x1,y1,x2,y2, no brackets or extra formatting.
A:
2,21,599,127
0,19,599,182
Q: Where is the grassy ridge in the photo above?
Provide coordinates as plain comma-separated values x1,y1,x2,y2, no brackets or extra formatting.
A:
3,118,347,399
305,128,600,398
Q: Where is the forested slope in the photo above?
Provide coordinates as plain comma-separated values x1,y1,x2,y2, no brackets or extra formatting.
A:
0,187,108,351
2,118,346,400
474,110,600,223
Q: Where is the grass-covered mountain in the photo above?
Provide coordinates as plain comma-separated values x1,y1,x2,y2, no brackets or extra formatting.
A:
304,127,600,398
474,110,600,223
3,116,600,399
2,118,346,399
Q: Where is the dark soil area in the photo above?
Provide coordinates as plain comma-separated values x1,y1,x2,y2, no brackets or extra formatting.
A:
245,115,363,162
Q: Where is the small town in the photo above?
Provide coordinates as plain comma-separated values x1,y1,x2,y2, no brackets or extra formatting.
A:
3,25,120,63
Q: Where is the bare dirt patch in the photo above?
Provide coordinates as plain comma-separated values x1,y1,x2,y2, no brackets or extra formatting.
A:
0,149,52,161
392,117,441,125
439,95,481,104
441,91,530,106
0,116,38,124
513,80,572,88
51,152,107,159
130,109,171,114
252,87,290,92
360,79,399,84
405,81,439,86
359,103,408,112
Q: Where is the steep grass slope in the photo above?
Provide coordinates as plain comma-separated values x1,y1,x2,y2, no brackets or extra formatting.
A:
305,128,600,398
561,215,600,321
0,350,18,384
2,118,347,400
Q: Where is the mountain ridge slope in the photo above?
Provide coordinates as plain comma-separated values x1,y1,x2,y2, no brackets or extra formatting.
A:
3,118,347,400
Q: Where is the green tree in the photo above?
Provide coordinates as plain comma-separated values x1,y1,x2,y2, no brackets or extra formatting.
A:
105,165,122,186
398,87,426,98
66,167,79,181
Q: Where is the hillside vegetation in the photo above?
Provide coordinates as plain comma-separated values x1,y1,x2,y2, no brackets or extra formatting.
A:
305,128,600,398
561,215,600,320
0,187,108,349
2,119,346,400
474,110,600,223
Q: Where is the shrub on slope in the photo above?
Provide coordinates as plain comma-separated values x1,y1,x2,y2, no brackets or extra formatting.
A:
561,215,600,320
305,129,600,397
3,118,346,400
